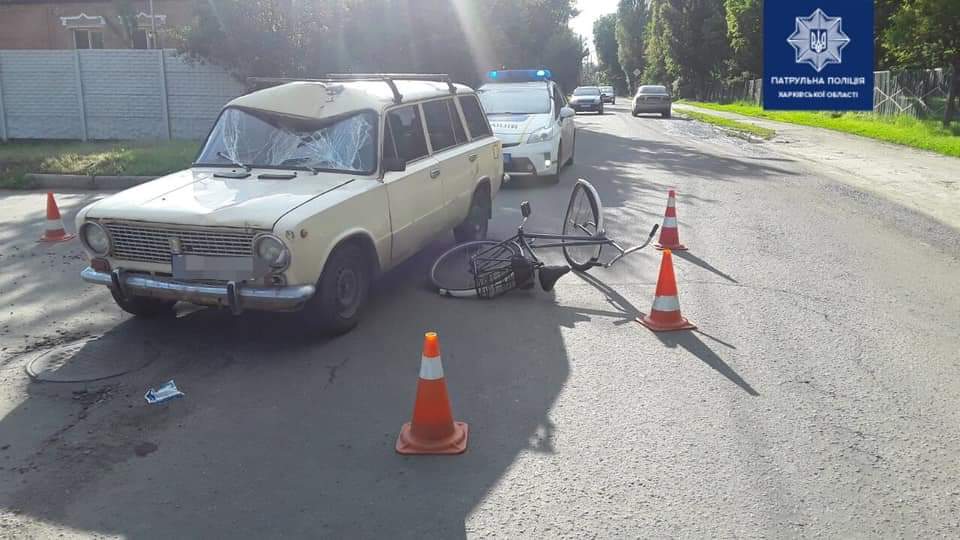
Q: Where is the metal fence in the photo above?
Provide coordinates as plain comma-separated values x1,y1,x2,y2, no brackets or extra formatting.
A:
704,68,952,119
0,49,245,141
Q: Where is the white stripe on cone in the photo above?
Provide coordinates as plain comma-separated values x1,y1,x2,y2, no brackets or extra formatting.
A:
419,356,445,380
667,197,676,208
651,295,681,312
662,217,678,228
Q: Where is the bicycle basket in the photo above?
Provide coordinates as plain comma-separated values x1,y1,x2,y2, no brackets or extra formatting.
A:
473,256,534,298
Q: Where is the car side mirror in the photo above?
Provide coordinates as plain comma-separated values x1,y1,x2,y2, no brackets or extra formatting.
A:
521,201,531,217
559,107,575,119
383,157,406,172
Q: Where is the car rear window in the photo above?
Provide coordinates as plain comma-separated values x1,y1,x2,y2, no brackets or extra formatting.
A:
639,86,668,94
458,95,492,140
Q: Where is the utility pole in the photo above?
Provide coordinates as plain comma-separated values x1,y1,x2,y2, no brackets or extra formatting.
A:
149,0,159,48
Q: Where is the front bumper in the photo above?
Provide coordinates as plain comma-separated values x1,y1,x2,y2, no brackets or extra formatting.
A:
500,140,556,177
570,101,602,111
81,267,315,314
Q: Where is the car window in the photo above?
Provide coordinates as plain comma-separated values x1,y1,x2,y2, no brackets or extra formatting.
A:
477,86,551,115
196,108,378,174
422,99,459,152
573,87,601,96
458,95,492,140
448,100,468,144
386,105,429,162
639,85,669,95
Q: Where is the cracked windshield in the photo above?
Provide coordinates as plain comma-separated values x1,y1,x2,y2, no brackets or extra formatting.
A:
0,0,958,537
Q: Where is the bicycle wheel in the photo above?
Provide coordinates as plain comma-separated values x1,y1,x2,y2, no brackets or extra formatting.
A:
562,181,602,271
431,240,521,297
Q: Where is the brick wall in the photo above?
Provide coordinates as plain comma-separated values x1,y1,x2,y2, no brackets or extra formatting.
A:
0,49,245,140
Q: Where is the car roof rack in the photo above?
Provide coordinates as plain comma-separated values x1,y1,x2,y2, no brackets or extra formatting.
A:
246,74,458,104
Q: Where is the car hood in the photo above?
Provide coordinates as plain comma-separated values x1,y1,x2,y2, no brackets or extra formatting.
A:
85,168,358,230
488,113,550,145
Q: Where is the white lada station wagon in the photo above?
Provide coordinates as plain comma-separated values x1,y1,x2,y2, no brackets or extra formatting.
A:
77,74,503,334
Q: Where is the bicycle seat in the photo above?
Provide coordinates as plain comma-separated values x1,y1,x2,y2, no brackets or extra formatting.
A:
538,265,571,292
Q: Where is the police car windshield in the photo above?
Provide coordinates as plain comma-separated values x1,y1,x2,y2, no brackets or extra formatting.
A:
478,87,551,115
574,87,601,95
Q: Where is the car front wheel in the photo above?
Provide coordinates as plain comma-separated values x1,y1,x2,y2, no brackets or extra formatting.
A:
306,243,370,335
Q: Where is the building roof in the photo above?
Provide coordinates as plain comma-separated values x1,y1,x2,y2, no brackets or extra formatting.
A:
227,80,475,118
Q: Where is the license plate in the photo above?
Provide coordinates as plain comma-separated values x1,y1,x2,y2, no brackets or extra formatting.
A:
172,254,257,281
503,153,512,164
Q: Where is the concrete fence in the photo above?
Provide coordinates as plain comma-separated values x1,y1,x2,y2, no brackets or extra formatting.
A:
0,49,245,141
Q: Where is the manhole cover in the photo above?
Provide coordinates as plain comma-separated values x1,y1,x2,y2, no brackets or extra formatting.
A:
26,337,157,383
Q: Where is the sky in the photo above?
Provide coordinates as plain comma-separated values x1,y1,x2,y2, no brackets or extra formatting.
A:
570,0,619,61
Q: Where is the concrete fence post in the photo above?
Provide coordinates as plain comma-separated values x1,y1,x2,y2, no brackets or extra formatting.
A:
0,56,8,142
158,49,172,140
73,50,88,141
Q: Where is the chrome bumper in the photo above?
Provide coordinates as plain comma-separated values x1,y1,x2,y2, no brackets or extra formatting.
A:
81,267,315,314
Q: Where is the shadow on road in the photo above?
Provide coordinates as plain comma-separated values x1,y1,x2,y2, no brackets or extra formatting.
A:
674,250,738,283
0,237,580,538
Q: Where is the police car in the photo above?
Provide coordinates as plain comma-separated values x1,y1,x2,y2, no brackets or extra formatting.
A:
477,69,576,184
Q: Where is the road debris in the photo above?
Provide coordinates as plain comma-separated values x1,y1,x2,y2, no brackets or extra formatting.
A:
144,380,184,405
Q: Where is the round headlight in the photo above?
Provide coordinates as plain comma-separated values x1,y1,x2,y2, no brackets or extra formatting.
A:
254,234,290,270
80,221,110,256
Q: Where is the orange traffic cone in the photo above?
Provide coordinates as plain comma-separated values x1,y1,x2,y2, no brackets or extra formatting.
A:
655,190,687,251
396,332,468,455
39,192,75,243
638,249,696,332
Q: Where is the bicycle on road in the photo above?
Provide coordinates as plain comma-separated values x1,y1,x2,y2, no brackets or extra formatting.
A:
430,179,660,298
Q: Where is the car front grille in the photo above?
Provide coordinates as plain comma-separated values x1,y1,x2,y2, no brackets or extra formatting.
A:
103,221,258,264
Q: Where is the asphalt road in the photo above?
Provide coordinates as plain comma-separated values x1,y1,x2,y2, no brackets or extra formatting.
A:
1,103,959,538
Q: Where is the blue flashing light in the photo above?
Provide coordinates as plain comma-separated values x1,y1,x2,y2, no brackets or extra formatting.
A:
485,69,552,82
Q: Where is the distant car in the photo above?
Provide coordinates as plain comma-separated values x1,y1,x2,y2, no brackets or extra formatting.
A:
569,86,604,114
600,86,615,104
632,85,672,118
478,69,576,185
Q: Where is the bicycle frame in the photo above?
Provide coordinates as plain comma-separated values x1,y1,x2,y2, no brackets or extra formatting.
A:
471,215,658,270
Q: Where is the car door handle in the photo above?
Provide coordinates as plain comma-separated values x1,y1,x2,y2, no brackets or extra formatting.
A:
468,154,478,162
429,168,441,179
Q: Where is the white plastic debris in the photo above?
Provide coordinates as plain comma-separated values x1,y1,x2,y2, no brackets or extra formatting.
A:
144,380,184,405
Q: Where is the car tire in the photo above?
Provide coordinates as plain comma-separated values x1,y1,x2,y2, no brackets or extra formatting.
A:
110,289,175,318
632,109,639,117
612,99,616,105
598,106,604,115
566,133,575,166
453,186,490,243
662,109,671,118
307,243,370,335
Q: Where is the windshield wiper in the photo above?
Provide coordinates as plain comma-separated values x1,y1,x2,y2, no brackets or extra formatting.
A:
216,151,252,171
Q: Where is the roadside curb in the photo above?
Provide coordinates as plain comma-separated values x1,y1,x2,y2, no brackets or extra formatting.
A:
23,173,156,191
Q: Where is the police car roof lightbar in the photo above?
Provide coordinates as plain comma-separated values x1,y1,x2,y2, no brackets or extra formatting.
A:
486,69,552,83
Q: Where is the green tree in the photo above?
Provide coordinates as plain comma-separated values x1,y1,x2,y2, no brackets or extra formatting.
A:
178,0,585,90
593,13,627,94
616,0,647,93
643,0,672,86
724,0,761,78
662,0,728,99
883,0,960,125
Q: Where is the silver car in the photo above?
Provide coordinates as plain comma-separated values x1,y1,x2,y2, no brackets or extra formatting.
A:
632,85,672,118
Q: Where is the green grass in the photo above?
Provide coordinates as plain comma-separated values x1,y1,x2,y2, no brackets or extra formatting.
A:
679,108,776,140
681,101,960,157
0,140,199,188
